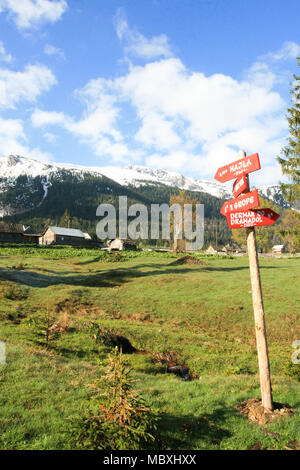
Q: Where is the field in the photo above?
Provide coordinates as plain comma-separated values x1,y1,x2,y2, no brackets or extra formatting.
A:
0,245,299,450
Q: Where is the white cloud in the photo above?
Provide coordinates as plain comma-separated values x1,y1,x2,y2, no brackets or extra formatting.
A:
135,113,182,150
32,109,66,126
0,41,13,63
0,60,56,162
32,105,134,163
260,41,300,62
32,82,121,142
43,131,57,142
146,151,189,170
0,116,25,145
117,58,284,149
31,39,293,183
0,0,68,30
0,64,57,109
44,44,65,60
23,146,52,162
114,8,173,60
31,81,134,163
246,61,276,90
0,116,51,161
246,41,300,91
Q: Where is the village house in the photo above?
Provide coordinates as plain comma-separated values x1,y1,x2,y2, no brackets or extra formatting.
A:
221,242,244,254
272,244,285,254
21,225,41,244
0,223,29,243
39,226,92,246
206,244,218,255
106,238,137,251
22,233,41,244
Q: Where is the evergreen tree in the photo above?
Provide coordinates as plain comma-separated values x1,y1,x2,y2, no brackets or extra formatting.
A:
59,208,71,228
169,190,199,251
277,57,300,206
276,209,300,254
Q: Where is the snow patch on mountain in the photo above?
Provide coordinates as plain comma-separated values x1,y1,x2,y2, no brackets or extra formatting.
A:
0,154,284,204
0,155,233,198
0,155,55,179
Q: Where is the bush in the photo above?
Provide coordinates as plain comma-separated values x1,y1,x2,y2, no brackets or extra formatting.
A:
68,347,160,450
12,260,25,270
89,324,136,353
284,360,300,382
3,284,28,300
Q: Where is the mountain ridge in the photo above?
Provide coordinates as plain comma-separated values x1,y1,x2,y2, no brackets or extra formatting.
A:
0,154,288,248
0,154,285,209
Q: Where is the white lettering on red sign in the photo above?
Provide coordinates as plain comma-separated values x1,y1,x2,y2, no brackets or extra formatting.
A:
229,158,252,174
230,211,263,226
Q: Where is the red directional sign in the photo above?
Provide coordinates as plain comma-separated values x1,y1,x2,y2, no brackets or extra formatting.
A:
214,153,261,183
226,208,280,229
232,175,248,198
220,189,260,216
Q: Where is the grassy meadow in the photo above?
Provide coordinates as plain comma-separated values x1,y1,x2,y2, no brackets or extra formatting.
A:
0,245,299,450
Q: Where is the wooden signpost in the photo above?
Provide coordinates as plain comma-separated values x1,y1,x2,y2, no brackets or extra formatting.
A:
232,175,249,198
215,150,280,412
226,208,279,229
214,152,261,183
220,189,260,216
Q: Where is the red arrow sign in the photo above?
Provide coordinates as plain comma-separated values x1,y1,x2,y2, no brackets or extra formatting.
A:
232,175,248,198
226,208,280,229
214,153,261,183
220,189,260,216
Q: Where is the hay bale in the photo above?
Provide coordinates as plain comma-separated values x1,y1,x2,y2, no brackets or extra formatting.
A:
170,255,207,266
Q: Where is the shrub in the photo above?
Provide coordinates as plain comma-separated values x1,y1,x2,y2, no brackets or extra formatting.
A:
3,284,28,301
25,308,59,348
68,347,160,450
12,261,25,270
89,324,136,353
284,360,300,382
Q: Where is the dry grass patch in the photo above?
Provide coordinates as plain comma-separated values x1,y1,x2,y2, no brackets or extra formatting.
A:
170,255,208,266
235,398,296,425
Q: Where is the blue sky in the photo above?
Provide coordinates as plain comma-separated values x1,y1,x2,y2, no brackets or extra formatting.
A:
0,0,299,185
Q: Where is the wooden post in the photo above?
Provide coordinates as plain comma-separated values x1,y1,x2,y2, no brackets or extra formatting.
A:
247,226,273,411
239,150,273,411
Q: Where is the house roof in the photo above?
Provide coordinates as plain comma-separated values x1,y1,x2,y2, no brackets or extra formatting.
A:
23,233,41,237
107,238,136,246
0,223,26,234
48,226,87,238
83,232,92,240
272,245,284,249
122,239,136,245
206,245,218,252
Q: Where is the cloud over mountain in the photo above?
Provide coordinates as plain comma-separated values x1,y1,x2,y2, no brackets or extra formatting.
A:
0,0,68,30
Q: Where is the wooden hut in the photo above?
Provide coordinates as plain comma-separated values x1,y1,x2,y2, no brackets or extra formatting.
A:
39,226,92,246
106,238,137,251
272,244,285,254
222,242,244,254
0,223,27,243
206,245,218,255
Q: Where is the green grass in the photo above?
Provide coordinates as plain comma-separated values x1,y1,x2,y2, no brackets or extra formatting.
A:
0,245,299,450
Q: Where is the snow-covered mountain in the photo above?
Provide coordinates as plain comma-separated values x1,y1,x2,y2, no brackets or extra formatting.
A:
0,154,287,216
0,154,246,197
90,164,235,198
0,154,232,196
